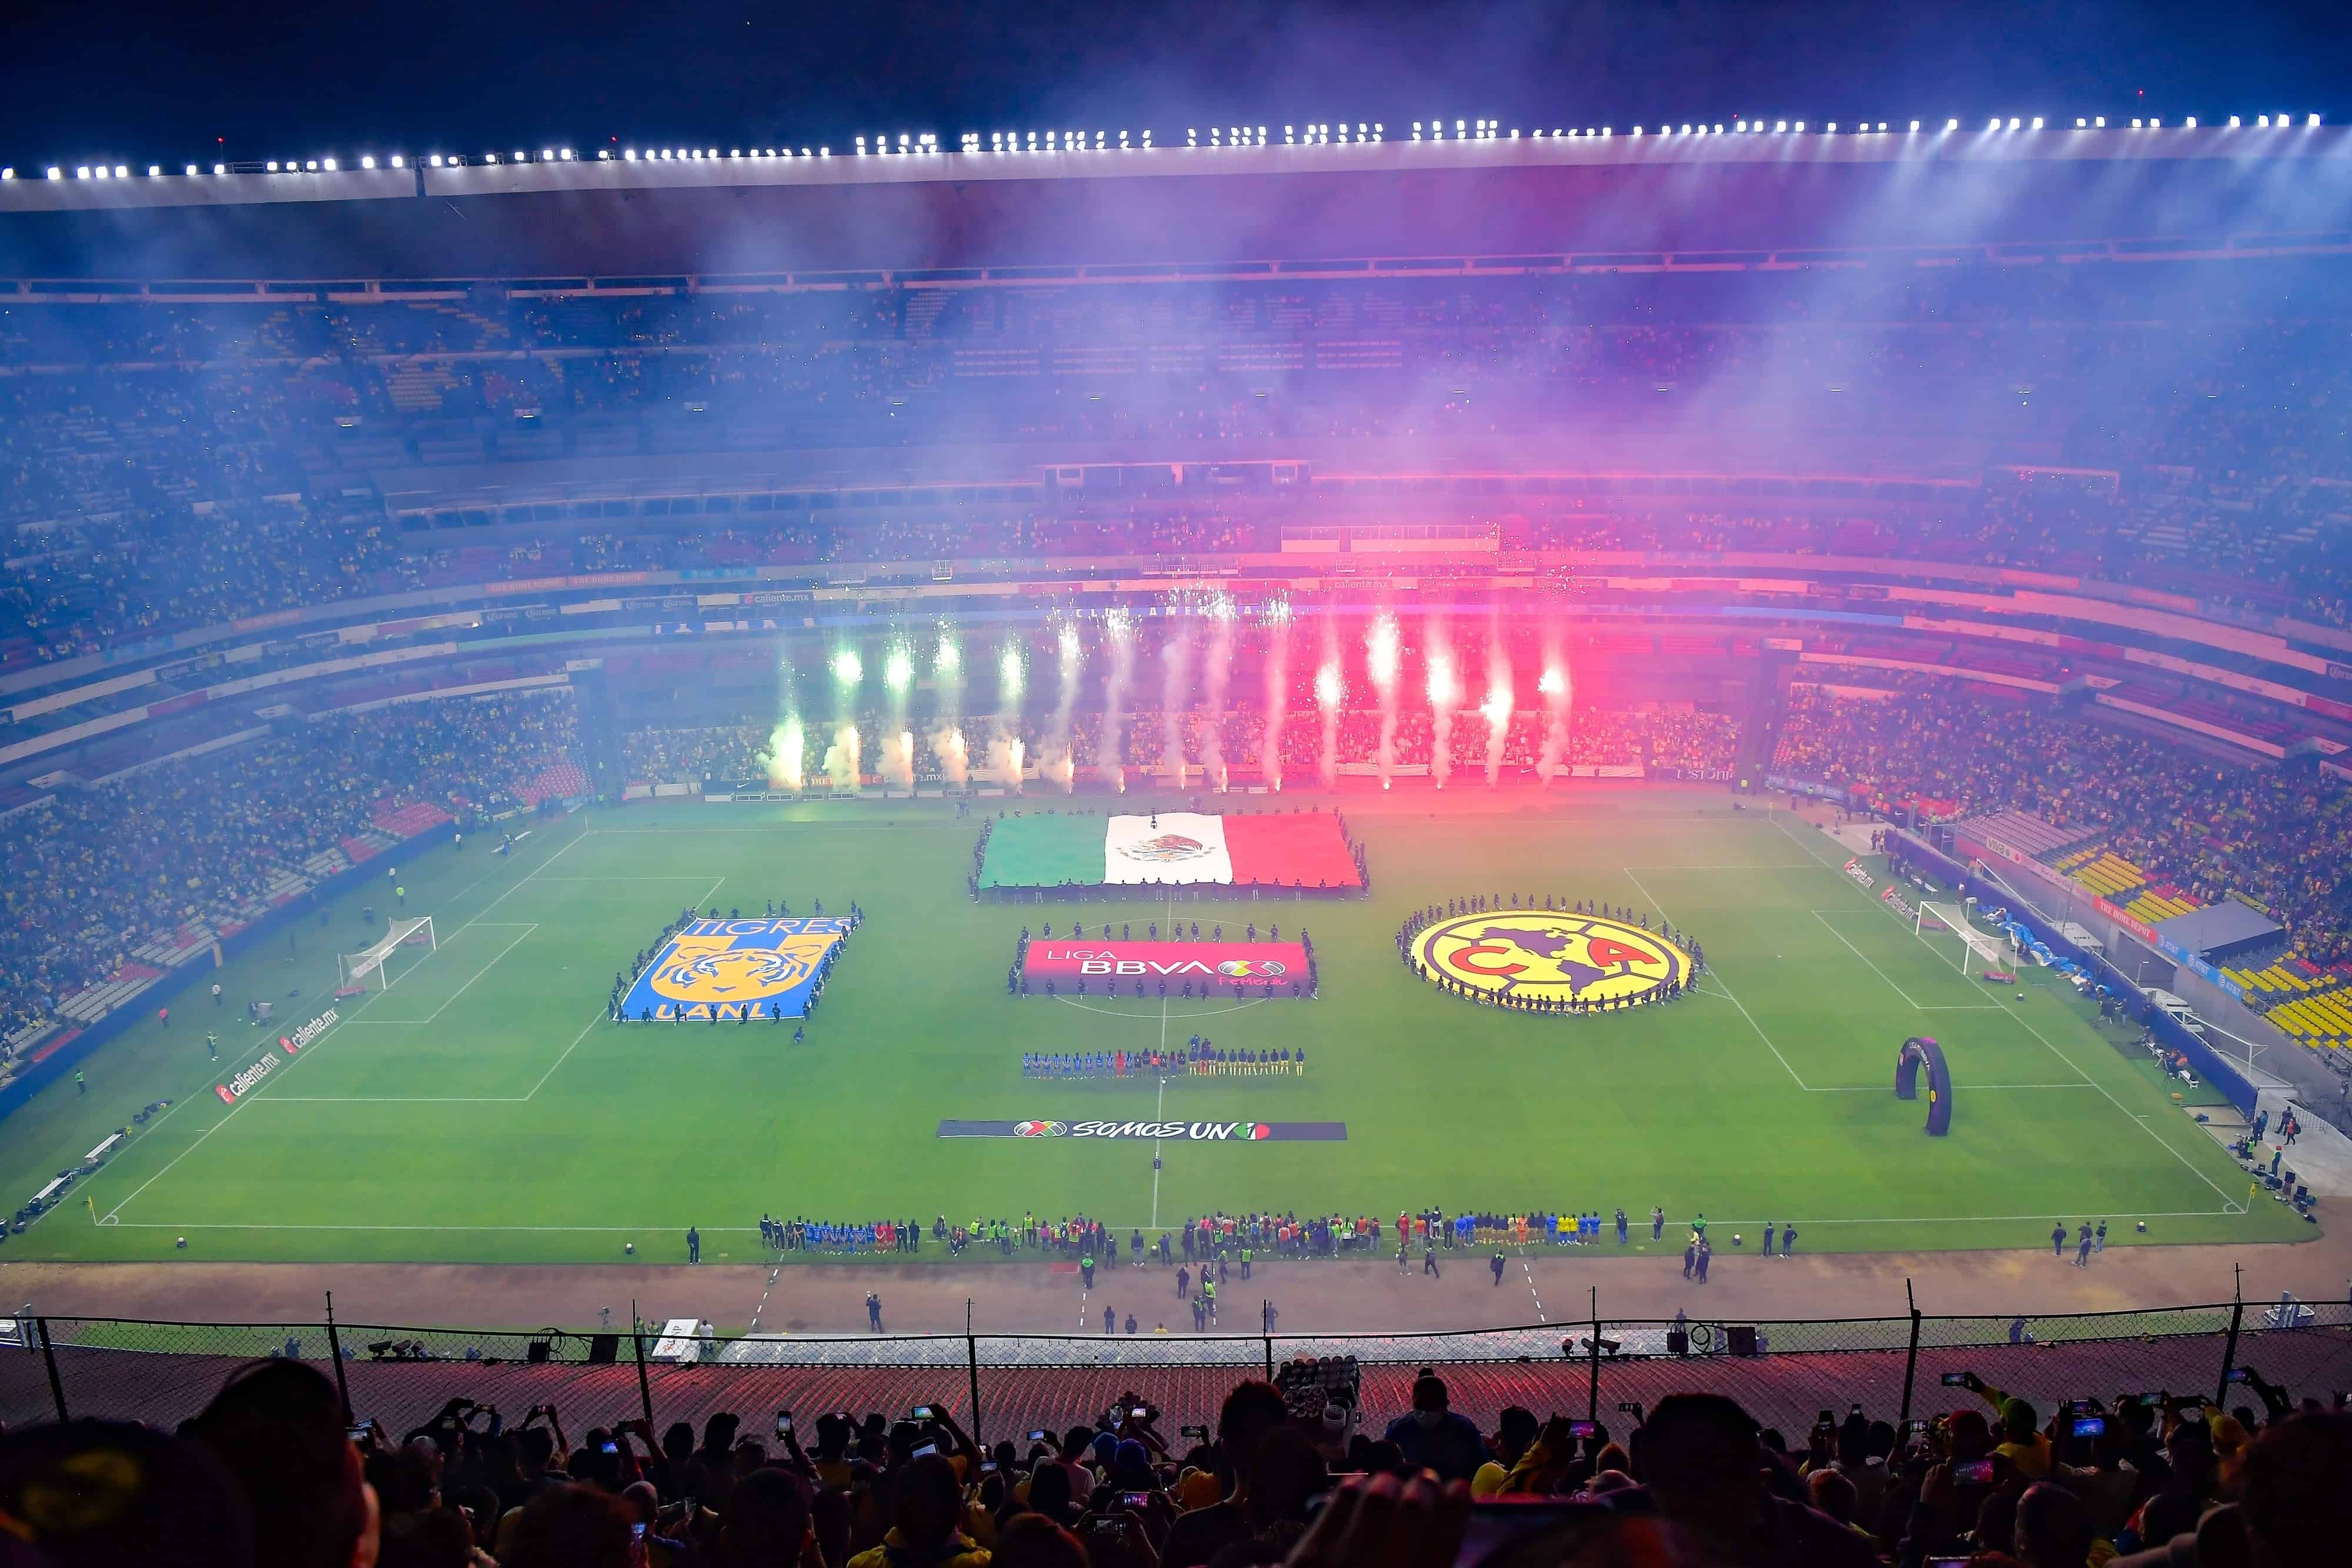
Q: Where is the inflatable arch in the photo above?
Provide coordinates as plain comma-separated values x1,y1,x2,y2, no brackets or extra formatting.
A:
1895,1035,1953,1136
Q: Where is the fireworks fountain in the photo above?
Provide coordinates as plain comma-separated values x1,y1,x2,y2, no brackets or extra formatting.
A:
880,643,917,788
990,638,1027,791
826,647,864,789
1200,594,1235,792
1482,621,1514,787
1367,611,1401,789
1426,616,1460,790
1160,618,1190,787
1100,608,1135,793
930,629,968,787
1259,596,1292,792
758,650,806,791
1536,631,1573,787
1043,623,1082,793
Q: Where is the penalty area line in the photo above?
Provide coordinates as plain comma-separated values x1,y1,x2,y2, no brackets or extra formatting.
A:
1622,867,1810,1091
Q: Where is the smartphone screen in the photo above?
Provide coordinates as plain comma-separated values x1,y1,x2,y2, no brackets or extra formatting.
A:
1568,1420,1597,1440
1026,1430,1051,1443
912,1405,935,1420
1955,1460,1994,1486
1121,1492,1150,1507
1940,1372,1970,1387
630,1523,646,1543
2072,1417,2105,1438
911,1442,937,1459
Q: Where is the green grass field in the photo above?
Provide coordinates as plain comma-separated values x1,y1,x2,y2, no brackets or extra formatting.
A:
2,790,2306,1266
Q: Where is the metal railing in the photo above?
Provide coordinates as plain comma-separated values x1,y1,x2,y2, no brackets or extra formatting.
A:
8,1296,2347,1445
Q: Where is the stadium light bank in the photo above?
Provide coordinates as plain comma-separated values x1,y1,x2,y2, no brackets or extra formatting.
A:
1,110,2331,198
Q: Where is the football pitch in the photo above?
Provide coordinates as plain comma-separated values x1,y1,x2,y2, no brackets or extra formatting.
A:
5,790,2307,1266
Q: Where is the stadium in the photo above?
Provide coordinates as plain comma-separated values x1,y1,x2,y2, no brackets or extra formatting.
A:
2,39,2351,1567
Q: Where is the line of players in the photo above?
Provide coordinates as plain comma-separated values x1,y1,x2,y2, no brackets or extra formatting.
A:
1023,1035,1307,1079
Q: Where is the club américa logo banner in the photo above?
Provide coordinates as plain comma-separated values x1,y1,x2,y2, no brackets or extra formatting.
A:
1413,912,1690,1007
939,1119,1347,1142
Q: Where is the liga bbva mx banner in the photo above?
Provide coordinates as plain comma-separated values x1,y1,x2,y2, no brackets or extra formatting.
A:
1021,940,1309,985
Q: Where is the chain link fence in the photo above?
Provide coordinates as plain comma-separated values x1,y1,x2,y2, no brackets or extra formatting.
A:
8,1301,2349,1448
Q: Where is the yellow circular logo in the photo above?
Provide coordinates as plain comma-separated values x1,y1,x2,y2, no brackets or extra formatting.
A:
1414,913,1691,1006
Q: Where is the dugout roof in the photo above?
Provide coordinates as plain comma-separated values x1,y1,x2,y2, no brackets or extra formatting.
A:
2153,900,2285,962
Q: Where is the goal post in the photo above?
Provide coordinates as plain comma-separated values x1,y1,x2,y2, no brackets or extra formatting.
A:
339,916,437,993
1925,901,2005,972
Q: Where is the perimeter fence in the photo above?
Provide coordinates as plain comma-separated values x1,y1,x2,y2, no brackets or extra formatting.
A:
6,1296,2348,1445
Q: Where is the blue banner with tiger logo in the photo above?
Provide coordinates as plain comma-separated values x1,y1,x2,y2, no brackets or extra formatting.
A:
620,917,850,1021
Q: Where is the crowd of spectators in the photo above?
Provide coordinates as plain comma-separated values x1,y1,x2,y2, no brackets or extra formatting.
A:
1,1352,2343,1568
1774,683,2352,963
8,260,2352,666
0,691,583,1044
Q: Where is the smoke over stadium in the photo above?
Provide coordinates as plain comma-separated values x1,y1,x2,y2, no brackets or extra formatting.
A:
0,6,2348,1523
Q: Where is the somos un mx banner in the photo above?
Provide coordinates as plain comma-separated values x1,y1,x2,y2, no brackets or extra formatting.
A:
980,811,1361,890
938,1119,1347,1141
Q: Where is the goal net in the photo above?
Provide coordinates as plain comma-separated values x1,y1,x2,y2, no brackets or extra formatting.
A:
1925,901,2007,971
339,917,437,993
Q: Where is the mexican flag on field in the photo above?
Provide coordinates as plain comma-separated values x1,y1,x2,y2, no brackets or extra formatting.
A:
980,811,1361,889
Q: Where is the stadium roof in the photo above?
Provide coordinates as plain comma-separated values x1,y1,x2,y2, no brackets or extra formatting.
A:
1,122,2347,280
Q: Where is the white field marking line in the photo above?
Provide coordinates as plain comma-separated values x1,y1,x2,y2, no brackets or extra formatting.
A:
524,1009,623,1101
256,1096,527,1103
1625,864,1826,871
359,924,540,1027
1151,1076,1165,1229
519,876,721,1101
106,1204,2249,1233
1805,910,2004,1011
1809,909,1923,1007
750,1266,780,1333
1769,814,2247,1213
1519,1253,1546,1323
99,829,589,1222
1806,1084,2100,1092
1621,867,1811,1090
1995,976,2249,1212
530,875,727,881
